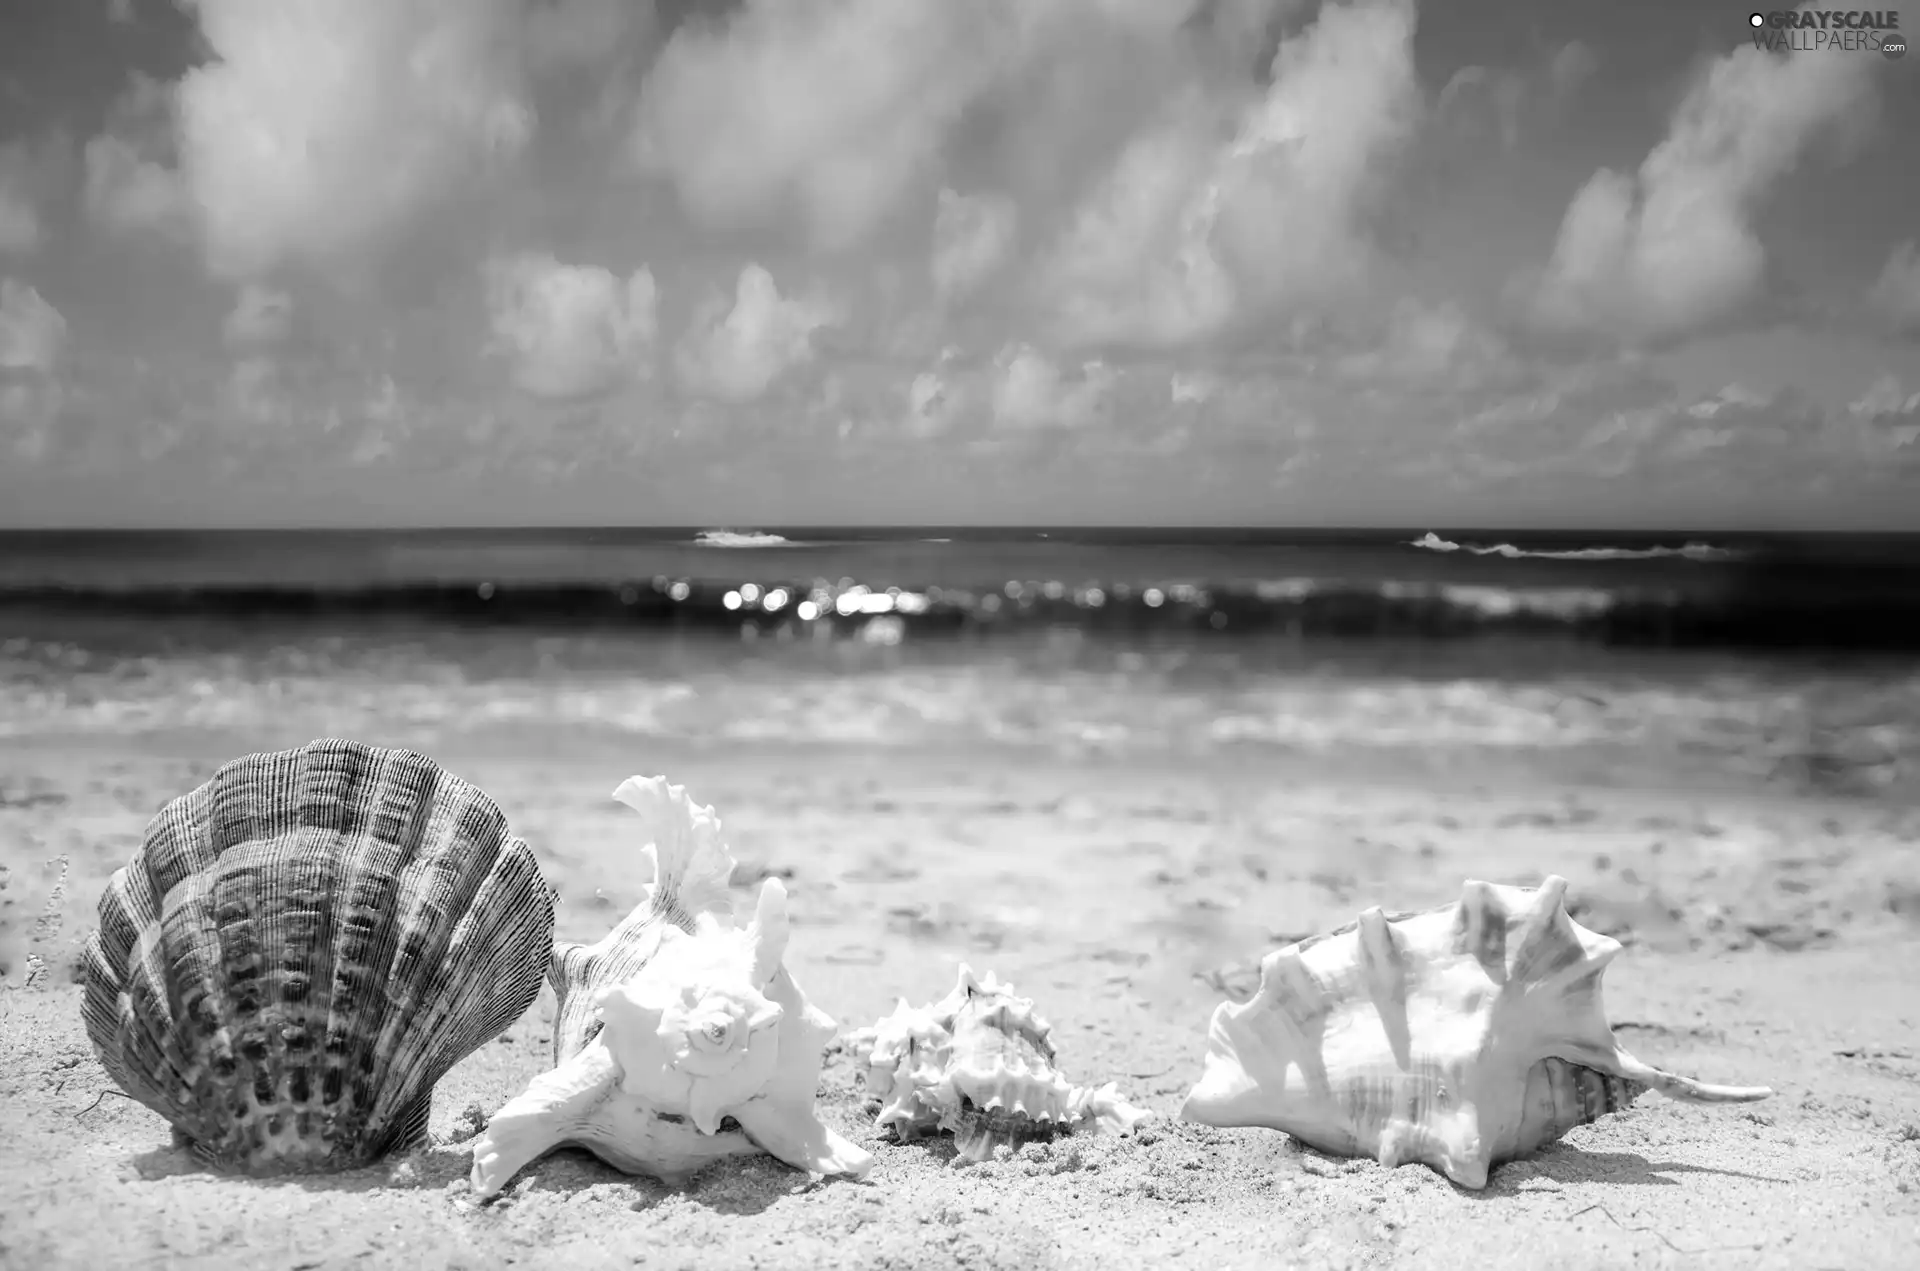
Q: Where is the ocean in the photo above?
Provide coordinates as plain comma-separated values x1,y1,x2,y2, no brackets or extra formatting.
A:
1,526,1916,795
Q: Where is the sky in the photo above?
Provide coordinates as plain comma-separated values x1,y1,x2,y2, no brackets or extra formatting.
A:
0,0,1917,530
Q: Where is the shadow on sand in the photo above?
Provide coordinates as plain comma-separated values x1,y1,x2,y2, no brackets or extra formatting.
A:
1479,1145,1792,1192
122,1134,865,1218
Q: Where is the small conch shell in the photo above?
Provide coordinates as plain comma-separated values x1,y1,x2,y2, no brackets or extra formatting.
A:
81,739,556,1173
847,964,1151,1162
1180,875,1773,1189
468,777,871,1197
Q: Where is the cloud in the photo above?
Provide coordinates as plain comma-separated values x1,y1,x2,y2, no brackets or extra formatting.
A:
674,264,840,404
1526,17,1879,345
87,1,539,284
107,0,135,24
1547,40,1600,104
990,343,1115,429
484,250,659,400
1037,0,1419,350
1434,40,1598,153
222,284,293,349
0,136,72,255
631,0,1023,252
931,188,1018,305
84,73,195,240
0,279,68,453
1334,298,1518,393
1869,241,1920,336
0,279,65,371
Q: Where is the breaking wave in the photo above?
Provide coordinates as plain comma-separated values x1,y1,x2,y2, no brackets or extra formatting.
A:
1409,532,1738,563
694,529,794,548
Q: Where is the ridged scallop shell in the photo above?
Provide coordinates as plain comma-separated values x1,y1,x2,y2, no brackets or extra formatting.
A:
80,739,556,1174
847,964,1151,1162
1180,875,1772,1189
468,777,871,1198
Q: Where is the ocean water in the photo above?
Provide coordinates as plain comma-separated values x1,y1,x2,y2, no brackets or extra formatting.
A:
1,527,1916,793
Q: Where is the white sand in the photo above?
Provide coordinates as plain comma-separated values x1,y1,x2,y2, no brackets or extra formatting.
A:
3,734,1917,1270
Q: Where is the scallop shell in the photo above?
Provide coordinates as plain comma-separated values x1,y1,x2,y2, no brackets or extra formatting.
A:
80,739,556,1174
1180,874,1772,1188
847,964,1151,1162
467,777,871,1197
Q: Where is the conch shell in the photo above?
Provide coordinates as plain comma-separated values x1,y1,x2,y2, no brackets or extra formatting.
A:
848,964,1151,1162
80,739,556,1173
468,777,871,1197
1180,875,1772,1189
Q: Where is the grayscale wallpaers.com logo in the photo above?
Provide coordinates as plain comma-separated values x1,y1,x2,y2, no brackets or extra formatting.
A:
1748,10,1906,57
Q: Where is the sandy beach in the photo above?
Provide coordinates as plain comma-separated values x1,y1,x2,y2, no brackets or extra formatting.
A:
2,727,1917,1270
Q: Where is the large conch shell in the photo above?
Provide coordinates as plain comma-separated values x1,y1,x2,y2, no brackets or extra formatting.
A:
847,964,1151,1163
468,777,871,1197
1180,875,1772,1189
80,739,556,1174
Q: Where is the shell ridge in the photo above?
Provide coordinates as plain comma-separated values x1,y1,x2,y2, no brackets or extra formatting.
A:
83,866,181,1119
246,819,344,1127
365,833,553,1130
313,752,417,1137
360,786,520,1089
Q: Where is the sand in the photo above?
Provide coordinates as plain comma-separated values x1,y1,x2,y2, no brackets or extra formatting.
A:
3,729,1918,1270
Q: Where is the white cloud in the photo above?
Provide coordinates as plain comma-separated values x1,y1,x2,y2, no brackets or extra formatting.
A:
1170,369,1217,405
222,284,292,348
1528,15,1877,344
107,0,135,24
1038,0,1419,349
675,264,840,404
485,251,658,399
0,279,68,452
907,368,960,437
990,343,1115,429
84,74,192,240
931,188,1018,305
1547,40,1599,104
0,141,49,255
1869,241,1920,335
632,0,1020,252
226,356,291,426
0,279,66,371
1849,373,1920,420
88,1,536,282
1335,298,1516,391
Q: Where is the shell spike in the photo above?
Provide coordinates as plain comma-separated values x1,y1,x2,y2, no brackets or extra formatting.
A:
470,1043,623,1198
1603,1048,1773,1103
746,878,791,989
611,776,737,924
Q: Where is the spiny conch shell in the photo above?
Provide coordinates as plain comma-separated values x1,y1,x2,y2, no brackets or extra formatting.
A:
846,964,1151,1163
467,776,872,1198
1179,875,1773,1189
80,739,556,1174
